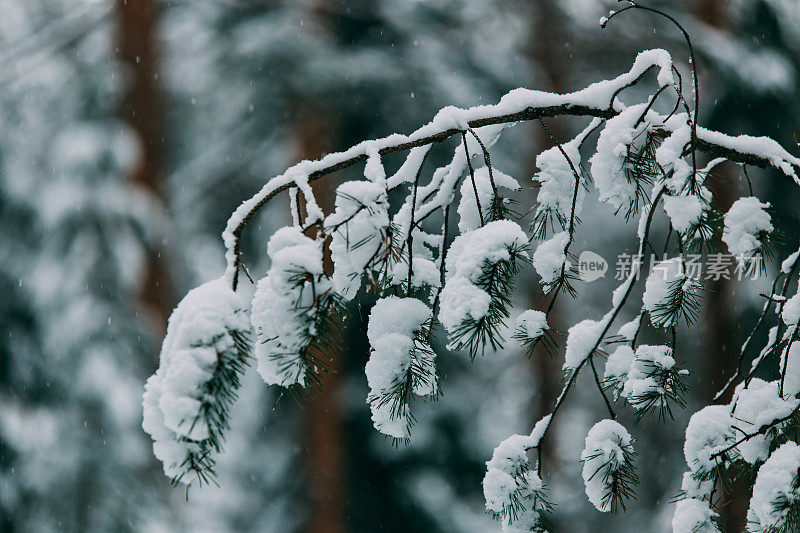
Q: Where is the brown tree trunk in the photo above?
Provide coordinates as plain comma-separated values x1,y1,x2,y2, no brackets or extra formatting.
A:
526,0,568,470
692,2,746,529
115,0,173,333
294,101,347,533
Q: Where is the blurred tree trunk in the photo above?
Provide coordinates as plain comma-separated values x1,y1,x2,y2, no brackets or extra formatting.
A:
115,0,173,333
293,3,346,525
526,0,568,469
692,1,749,530
294,102,347,533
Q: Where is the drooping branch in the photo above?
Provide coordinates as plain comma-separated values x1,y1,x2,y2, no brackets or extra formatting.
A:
534,185,668,474
710,406,800,462
222,49,800,290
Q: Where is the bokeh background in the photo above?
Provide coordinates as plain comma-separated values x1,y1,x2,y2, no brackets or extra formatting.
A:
1,0,799,531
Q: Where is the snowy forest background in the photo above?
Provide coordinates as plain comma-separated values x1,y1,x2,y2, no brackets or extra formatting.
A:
1,0,799,531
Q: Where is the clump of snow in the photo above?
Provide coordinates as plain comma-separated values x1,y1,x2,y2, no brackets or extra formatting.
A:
438,220,528,334
364,148,387,184
731,379,799,464
656,118,693,192
617,316,641,342
671,498,720,533
782,248,800,274
622,345,682,409
367,296,431,344
251,227,328,387
782,293,800,326
457,166,519,233
142,278,251,483
722,196,772,259
589,104,648,212
483,467,518,515
747,442,800,532
663,191,708,234
365,297,434,438
529,414,552,448
603,345,635,399
642,257,699,328
515,310,548,341
533,140,584,226
564,318,602,370
325,180,390,300
533,231,569,289
487,433,533,476
643,258,682,310
390,256,440,290
580,419,635,512
683,405,736,482
782,343,800,398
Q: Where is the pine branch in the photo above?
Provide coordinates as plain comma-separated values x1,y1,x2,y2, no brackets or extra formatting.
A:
222,51,800,290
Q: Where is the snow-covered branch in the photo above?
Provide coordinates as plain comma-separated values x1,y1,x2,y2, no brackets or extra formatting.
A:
221,48,800,290
144,17,800,531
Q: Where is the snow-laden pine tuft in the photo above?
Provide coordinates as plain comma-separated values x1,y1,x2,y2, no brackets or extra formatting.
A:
512,309,551,358
514,310,548,341
603,345,636,399
676,373,799,513
662,185,714,243
623,345,689,421
589,103,650,214
483,415,553,529
325,180,392,299
457,166,519,233
564,318,602,370
747,442,800,532
671,498,720,533
681,405,736,496
532,138,584,236
580,419,638,513
642,257,703,328
250,227,336,389
532,231,570,292
438,220,528,359
722,196,773,259
142,278,252,485
365,296,436,439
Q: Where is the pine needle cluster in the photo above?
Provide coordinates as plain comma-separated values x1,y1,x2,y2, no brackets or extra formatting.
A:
269,268,342,396
582,436,639,514
366,318,438,443
512,323,558,359
176,327,252,486
648,277,705,328
628,358,689,423
620,130,665,220
448,242,528,360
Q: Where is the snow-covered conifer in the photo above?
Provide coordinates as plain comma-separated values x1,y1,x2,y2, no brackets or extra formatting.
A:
365,296,436,439
251,227,337,390
141,11,800,529
143,278,252,485
438,220,528,360
747,442,800,532
580,419,638,513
